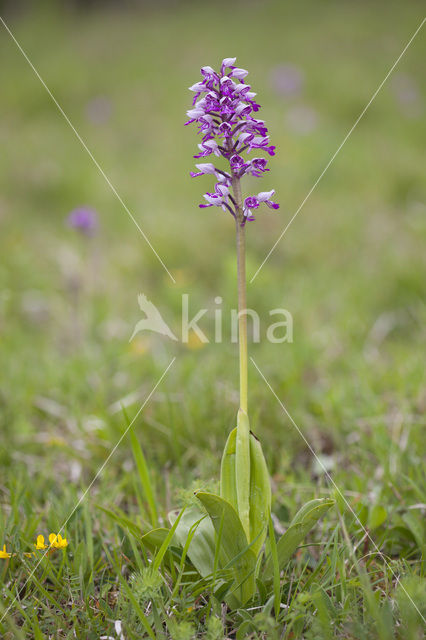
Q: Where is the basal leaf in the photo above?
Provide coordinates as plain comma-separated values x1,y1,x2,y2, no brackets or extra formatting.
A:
368,505,387,531
248,432,271,558
236,409,251,540
220,427,238,513
402,512,424,555
221,427,271,559
140,527,170,553
140,527,179,573
196,491,257,605
264,498,334,574
169,504,216,578
290,498,334,527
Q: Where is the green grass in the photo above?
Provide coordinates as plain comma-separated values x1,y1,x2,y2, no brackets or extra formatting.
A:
0,1,425,637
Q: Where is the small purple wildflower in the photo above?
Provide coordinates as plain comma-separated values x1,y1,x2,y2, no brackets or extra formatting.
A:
66,207,98,236
269,64,304,98
186,57,279,226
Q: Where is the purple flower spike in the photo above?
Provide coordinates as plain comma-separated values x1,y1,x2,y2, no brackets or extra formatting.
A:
66,207,98,236
186,57,279,225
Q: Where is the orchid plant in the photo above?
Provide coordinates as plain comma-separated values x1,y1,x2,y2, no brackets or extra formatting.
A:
118,58,334,611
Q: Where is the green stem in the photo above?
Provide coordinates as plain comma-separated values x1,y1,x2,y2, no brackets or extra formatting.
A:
232,174,251,539
232,175,248,415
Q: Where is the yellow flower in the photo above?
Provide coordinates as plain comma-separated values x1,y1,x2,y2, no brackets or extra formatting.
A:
0,544,11,559
169,268,190,286
187,329,207,350
129,336,151,355
34,535,48,550
48,533,68,549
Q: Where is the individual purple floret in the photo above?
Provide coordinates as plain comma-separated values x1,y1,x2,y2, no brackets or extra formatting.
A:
66,207,98,236
186,57,279,225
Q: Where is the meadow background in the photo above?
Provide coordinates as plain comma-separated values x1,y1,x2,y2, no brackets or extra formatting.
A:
0,1,425,638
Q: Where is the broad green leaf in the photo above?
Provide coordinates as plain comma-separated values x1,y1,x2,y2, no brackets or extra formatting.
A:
290,498,333,526
196,491,257,605
220,427,238,513
368,505,387,530
140,527,170,553
402,512,424,555
221,427,271,557
236,409,251,540
264,498,334,574
249,432,271,557
169,504,216,578
169,507,215,600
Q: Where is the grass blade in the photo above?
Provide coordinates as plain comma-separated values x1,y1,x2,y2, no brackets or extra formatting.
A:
153,506,186,571
125,411,158,528
268,515,281,618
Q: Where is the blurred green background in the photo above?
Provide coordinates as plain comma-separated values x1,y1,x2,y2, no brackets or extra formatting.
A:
1,0,424,469
0,0,425,590
0,1,425,636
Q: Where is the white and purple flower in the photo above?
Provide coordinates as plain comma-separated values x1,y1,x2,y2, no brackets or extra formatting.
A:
186,57,279,225
243,190,279,221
